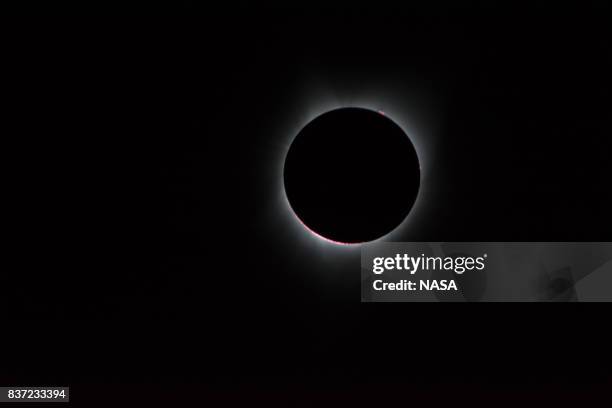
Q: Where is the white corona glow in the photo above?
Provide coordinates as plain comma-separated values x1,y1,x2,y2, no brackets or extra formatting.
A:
255,75,441,255
293,211,360,246
278,98,432,249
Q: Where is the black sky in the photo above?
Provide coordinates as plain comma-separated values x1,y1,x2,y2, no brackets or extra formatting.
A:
3,2,612,403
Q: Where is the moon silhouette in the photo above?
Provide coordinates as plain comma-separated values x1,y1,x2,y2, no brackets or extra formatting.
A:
283,107,420,244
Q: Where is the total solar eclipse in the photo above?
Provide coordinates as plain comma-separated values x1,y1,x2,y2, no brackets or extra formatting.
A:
283,107,420,244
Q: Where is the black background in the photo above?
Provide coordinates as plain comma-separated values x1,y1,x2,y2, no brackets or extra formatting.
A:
3,1,612,405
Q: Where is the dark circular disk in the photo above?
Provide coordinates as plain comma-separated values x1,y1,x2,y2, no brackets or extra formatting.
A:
283,107,420,244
